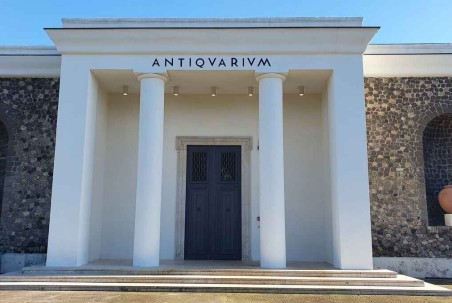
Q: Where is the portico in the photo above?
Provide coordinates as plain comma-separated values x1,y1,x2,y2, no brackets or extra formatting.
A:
44,18,377,270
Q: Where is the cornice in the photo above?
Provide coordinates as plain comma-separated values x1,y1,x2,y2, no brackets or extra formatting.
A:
0,48,61,77
45,27,379,55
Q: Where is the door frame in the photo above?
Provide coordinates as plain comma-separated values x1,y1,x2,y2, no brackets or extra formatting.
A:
175,136,252,261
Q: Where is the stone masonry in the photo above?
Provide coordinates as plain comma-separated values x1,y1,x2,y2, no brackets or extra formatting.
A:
0,77,59,253
365,77,452,258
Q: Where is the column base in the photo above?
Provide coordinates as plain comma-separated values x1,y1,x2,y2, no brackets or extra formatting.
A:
132,259,160,268
260,259,286,269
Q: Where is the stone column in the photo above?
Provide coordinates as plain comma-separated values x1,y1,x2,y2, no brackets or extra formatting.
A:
133,73,167,267
256,73,287,268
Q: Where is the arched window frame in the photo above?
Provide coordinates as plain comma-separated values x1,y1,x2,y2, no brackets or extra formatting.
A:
422,113,452,226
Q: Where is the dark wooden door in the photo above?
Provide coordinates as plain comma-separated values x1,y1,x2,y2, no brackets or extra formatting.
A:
185,145,242,260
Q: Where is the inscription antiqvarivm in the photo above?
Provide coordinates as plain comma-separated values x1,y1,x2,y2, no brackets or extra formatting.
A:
151,57,271,69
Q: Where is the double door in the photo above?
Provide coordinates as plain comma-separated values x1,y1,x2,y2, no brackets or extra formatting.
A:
184,145,242,260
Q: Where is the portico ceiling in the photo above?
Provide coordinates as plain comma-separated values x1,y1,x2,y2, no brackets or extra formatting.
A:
93,70,330,95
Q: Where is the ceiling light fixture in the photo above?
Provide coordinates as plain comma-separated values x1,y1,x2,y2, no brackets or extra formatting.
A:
211,86,217,97
122,85,129,96
173,86,179,96
298,86,305,96
248,86,254,97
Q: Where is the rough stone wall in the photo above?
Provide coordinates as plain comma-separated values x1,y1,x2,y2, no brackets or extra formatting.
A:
0,122,8,218
365,77,452,258
423,114,452,226
0,78,59,253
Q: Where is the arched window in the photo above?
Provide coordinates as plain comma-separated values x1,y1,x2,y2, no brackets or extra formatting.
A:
0,122,7,221
423,114,452,226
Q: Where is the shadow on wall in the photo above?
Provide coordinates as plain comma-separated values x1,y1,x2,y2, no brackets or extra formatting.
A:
423,113,452,226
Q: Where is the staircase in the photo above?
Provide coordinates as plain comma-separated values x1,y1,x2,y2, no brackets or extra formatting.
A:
0,267,450,295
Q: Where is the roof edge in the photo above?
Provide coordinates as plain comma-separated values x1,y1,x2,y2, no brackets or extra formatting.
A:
0,46,59,56
3,44,452,56
365,44,452,55
61,17,364,28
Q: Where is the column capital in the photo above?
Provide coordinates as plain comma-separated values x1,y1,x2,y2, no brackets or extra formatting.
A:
255,73,287,82
136,73,168,82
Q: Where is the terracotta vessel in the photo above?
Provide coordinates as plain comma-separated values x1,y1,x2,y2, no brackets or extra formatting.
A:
438,185,452,214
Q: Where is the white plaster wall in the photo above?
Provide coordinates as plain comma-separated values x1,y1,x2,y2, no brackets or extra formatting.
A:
283,95,326,261
88,84,108,261
46,61,104,266
321,91,334,265
100,93,327,262
363,54,452,77
99,95,139,259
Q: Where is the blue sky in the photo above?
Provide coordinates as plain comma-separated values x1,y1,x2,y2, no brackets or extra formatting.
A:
0,0,451,45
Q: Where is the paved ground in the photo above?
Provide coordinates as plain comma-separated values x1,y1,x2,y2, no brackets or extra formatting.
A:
0,281,450,303
0,290,451,303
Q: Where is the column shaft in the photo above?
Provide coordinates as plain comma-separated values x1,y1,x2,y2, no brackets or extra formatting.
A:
257,73,287,268
133,74,166,267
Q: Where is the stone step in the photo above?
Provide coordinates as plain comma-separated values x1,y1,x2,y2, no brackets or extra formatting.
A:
21,267,398,278
0,280,450,296
0,274,424,287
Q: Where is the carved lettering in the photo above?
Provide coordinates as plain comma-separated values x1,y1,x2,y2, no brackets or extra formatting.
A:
195,58,205,68
247,58,256,66
150,57,271,69
152,58,160,67
164,58,173,67
258,58,271,67
208,58,217,66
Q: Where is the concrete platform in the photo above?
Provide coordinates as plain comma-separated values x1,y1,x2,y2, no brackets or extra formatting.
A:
24,260,336,272
0,260,450,296
22,260,396,278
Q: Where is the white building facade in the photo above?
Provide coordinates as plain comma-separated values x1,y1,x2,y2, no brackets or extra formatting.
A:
1,18,451,276
43,17,375,269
